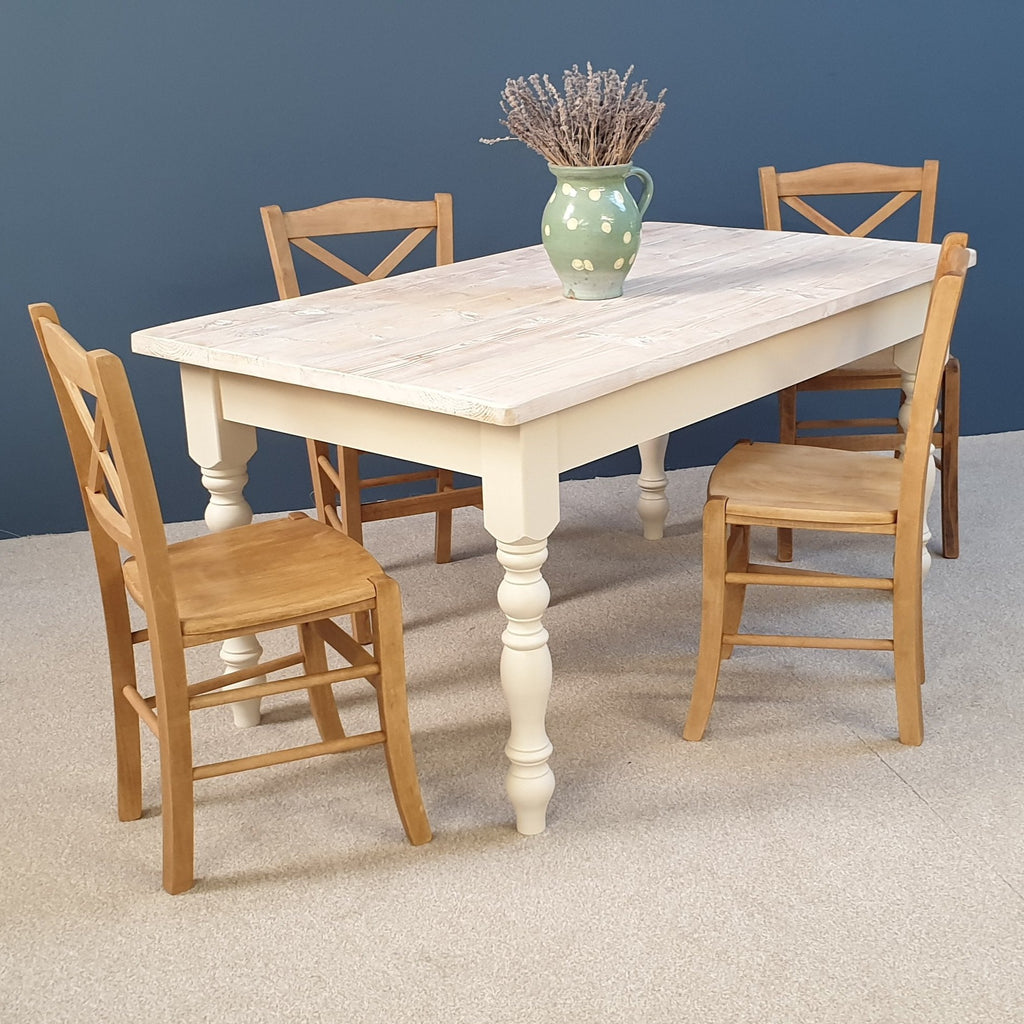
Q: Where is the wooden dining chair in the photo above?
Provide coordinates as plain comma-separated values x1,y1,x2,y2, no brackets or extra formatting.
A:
759,160,961,561
683,232,970,747
260,194,483,566
31,302,431,894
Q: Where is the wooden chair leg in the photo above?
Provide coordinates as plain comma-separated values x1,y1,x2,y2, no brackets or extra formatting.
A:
158,716,197,895
369,576,431,845
940,358,960,559
161,779,196,893
106,622,143,822
112,686,143,822
776,387,797,562
684,497,730,741
776,528,794,564
720,524,750,660
350,614,373,646
299,622,346,742
94,549,145,821
433,469,454,564
916,600,926,688
891,552,925,746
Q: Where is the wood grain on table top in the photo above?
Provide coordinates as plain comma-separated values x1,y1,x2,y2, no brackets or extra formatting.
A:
132,222,954,426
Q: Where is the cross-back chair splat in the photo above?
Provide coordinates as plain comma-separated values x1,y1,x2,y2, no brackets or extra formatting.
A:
780,189,920,238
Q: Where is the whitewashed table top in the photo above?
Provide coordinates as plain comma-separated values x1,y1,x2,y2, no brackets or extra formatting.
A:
132,221,945,426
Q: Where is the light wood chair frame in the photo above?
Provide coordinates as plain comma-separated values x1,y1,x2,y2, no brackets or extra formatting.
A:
760,160,961,561
260,194,483,567
683,234,969,747
31,303,431,894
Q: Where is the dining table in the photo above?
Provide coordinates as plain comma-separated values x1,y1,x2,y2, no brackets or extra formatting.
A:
131,220,946,836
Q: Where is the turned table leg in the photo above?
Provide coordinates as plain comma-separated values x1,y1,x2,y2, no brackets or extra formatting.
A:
637,434,670,540
181,365,264,727
480,419,561,833
496,538,555,834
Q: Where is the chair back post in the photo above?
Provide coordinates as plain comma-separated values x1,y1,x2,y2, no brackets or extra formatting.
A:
29,305,191,713
434,192,454,265
916,160,940,244
758,166,783,231
260,204,302,299
894,234,969,555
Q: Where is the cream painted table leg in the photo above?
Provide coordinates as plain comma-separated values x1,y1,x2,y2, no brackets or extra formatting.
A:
496,538,555,833
637,434,670,539
180,365,264,728
482,422,561,834
893,337,935,577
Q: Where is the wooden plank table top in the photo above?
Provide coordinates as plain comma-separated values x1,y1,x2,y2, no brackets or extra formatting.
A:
133,222,940,426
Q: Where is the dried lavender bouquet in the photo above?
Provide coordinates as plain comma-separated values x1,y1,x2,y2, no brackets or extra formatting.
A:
481,64,666,167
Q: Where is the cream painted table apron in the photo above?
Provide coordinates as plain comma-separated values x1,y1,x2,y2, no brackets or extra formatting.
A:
132,221,944,835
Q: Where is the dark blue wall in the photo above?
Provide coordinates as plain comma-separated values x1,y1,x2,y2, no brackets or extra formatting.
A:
2,1,1019,537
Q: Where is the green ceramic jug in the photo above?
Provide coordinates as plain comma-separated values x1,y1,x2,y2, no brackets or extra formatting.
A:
541,163,654,300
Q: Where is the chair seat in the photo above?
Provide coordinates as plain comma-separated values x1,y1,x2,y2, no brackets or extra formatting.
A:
123,516,383,638
708,442,903,524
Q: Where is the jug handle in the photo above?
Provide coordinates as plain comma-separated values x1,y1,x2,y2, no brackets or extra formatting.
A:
627,166,654,217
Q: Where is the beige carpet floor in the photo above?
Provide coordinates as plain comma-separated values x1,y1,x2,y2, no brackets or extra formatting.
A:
2,432,1023,1023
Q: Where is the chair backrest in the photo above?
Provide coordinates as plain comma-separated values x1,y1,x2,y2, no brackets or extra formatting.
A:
260,194,454,300
759,161,939,243
30,304,178,636
895,233,969,547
